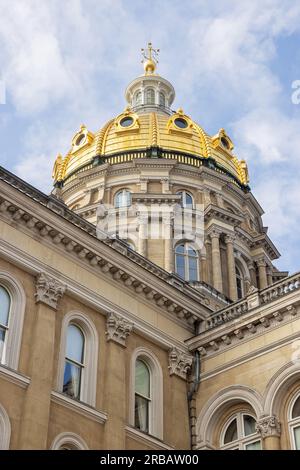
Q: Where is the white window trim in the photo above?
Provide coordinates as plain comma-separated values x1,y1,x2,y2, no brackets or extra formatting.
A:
288,392,300,449
0,403,11,449
114,189,131,209
176,190,194,208
220,412,261,450
175,242,199,282
0,272,26,370
57,311,98,407
130,347,163,440
51,431,89,450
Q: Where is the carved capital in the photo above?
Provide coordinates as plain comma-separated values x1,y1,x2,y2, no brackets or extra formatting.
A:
168,347,193,379
256,257,267,268
255,415,281,438
224,234,235,244
35,272,66,310
105,312,133,347
209,228,222,239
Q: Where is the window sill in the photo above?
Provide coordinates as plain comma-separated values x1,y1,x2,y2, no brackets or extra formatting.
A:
51,391,108,424
125,425,174,450
0,364,30,389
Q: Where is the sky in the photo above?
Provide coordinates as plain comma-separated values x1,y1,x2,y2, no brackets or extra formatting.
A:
0,0,300,273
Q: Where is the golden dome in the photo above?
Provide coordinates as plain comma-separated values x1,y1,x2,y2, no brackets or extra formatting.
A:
52,108,249,188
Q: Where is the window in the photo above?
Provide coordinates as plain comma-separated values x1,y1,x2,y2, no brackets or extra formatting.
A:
0,273,25,370
289,393,300,449
221,413,261,450
63,324,85,400
130,348,163,439
176,190,194,208
51,432,88,450
0,403,11,449
115,189,131,208
135,359,151,433
0,286,10,365
236,266,244,299
175,243,199,281
145,88,155,105
159,92,165,107
57,312,98,406
135,91,142,106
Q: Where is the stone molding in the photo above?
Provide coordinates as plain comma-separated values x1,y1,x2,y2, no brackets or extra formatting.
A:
255,415,281,438
35,272,66,309
168,347,193,379
105,312,133,346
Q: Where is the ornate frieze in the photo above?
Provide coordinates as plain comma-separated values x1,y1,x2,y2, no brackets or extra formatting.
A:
255,415,281,438
35,272,66,310
168,347,193,379
105,312,133,346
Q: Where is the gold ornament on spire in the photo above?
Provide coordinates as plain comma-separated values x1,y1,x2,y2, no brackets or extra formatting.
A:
141,42,159,75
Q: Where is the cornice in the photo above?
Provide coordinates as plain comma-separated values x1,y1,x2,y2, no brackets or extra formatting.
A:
204,204,244,226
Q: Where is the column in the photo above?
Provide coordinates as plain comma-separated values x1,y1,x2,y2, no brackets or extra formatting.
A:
18,273,65,449
257,258,268,290
200,251,208,283
256,415,281,450
225,235,238,301
163,213,174,272
137,213,148,257
210,229,223,293
267,267,273,286
202,188,211,207
103,313,133,449
248,262,257,287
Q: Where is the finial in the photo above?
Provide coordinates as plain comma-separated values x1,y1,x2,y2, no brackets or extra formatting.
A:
141,42,159,74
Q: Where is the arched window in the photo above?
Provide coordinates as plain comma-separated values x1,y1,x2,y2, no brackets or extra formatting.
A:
289,393,300,449
51,432,89,450
236,266,244,299
130,348,163,439
0,286,10,365
135,359,151,433
0,273,25,370
57,312,98,406
159,92,165,107
176,190,194,208
0,403,11,449
175,243,199,281
135,91,142,106
145,88,155,105
221,413,261,450
114,189,131,208
63,324,85,400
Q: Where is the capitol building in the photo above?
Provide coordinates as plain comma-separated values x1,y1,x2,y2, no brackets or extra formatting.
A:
0,44,300,450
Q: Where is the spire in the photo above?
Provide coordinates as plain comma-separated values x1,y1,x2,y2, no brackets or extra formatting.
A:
141,42,160,75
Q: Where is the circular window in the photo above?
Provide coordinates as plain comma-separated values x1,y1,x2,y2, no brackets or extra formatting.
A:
174,118,188,129
120,117,134,127
221,136,230,149
75,134,86,146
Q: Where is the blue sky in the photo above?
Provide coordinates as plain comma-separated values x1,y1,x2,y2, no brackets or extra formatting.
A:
0,0,300,273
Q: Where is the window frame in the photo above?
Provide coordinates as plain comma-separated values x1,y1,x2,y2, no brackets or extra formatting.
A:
235,265,244,300
220,412,261,450
51,432,89,450
176,190,194,209
134,359,152,433
0,285,11,365
63,323,86,401
288,392,300,450
0,403,11,449
145,88,155,105
57,311,98,407
114,189,132,209
175,242,199,282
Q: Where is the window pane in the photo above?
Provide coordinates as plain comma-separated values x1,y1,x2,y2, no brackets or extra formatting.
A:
185,193,193,207
176,254,185,279
245,440,261,450
159,92,165,106
224,419,238,444
175,244,185,254
135,92,142,105
135,360,150,398
115,190,131,208
66,325,84,364
135,394,149,433
243,415,256,436
188,256,198,281
0,286,10,326
0,328,6,362
63,360,82,399
294,426,300,449
292,396,300,419
146,89,155,104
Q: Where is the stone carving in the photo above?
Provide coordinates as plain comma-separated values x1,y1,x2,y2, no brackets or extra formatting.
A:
35,272,66,310
255,415,281,438
168,347,193,379
105,312,133,346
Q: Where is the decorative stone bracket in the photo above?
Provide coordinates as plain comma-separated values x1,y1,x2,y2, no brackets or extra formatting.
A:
35,272,66,310
105,312,133,347
255,415,281,438
168,347,193,379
